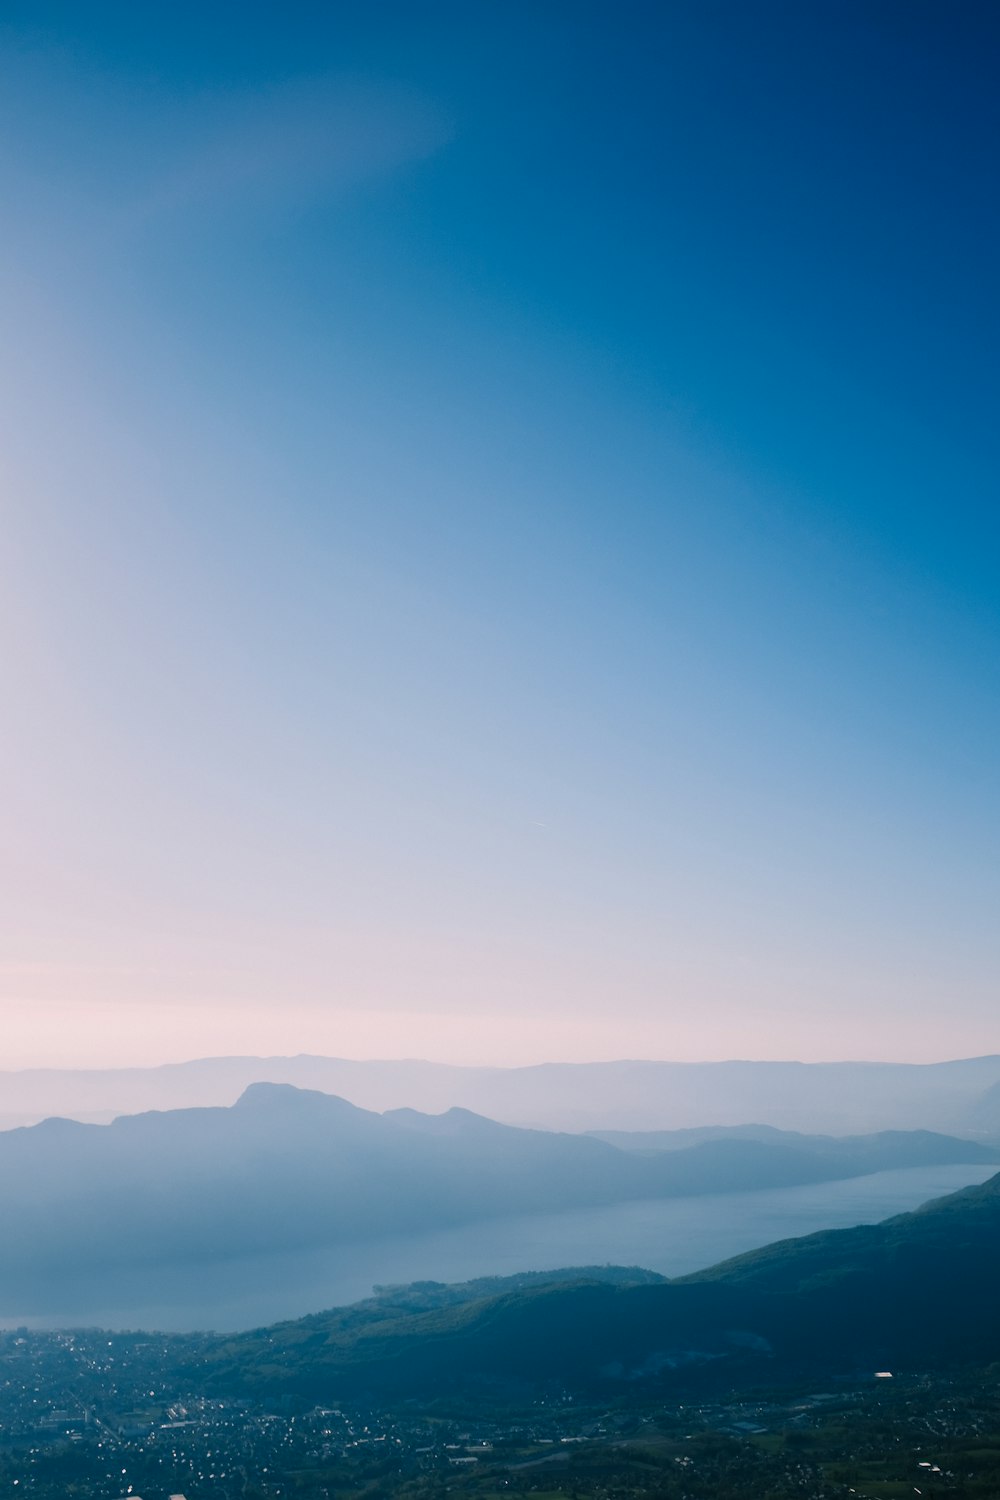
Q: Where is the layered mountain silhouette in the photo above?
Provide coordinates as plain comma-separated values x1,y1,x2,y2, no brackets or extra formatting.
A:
591,1121,998,1172
0,1084,995,1312
4,1054,1000,1133
196,1170,1000,1397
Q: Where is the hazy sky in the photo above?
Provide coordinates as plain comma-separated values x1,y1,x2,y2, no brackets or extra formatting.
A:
2,1,999,1068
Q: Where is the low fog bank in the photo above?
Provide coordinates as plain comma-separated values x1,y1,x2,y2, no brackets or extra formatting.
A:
3,1163,993,1333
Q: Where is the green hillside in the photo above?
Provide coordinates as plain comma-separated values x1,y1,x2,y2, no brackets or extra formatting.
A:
193,1171,1000,1400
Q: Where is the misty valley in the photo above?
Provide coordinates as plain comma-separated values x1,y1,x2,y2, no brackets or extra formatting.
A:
3,1061,1000,1500
4,1161,993,1333
2,1065,999,1330
3,1115,1000,1500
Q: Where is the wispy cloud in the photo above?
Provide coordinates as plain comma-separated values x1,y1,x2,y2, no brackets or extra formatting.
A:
0,45,450,256
135,74,451,220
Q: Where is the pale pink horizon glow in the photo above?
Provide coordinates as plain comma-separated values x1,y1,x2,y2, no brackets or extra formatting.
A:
1,992,994,1072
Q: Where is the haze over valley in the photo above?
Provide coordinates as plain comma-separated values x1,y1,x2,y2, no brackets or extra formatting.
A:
2,1078,997,1330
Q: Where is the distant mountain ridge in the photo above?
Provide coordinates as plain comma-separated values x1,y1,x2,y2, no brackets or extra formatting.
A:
3,1052,1000,1133
0,1083,995,1324
196,1170,1000,1398
591,1123,999,1172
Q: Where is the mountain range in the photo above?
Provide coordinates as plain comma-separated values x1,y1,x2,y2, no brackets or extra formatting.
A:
0,1083,996,1321
3,1053,1000,1133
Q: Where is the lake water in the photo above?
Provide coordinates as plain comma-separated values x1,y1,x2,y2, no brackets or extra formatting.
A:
6,1162,995,1333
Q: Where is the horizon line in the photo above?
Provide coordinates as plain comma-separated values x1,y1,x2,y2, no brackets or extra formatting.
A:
3,1050,1000,1076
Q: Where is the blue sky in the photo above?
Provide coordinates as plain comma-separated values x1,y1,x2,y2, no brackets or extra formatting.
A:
2,1,998,1065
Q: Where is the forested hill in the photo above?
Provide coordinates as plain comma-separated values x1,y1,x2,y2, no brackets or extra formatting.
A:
193,1172,1000,1399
